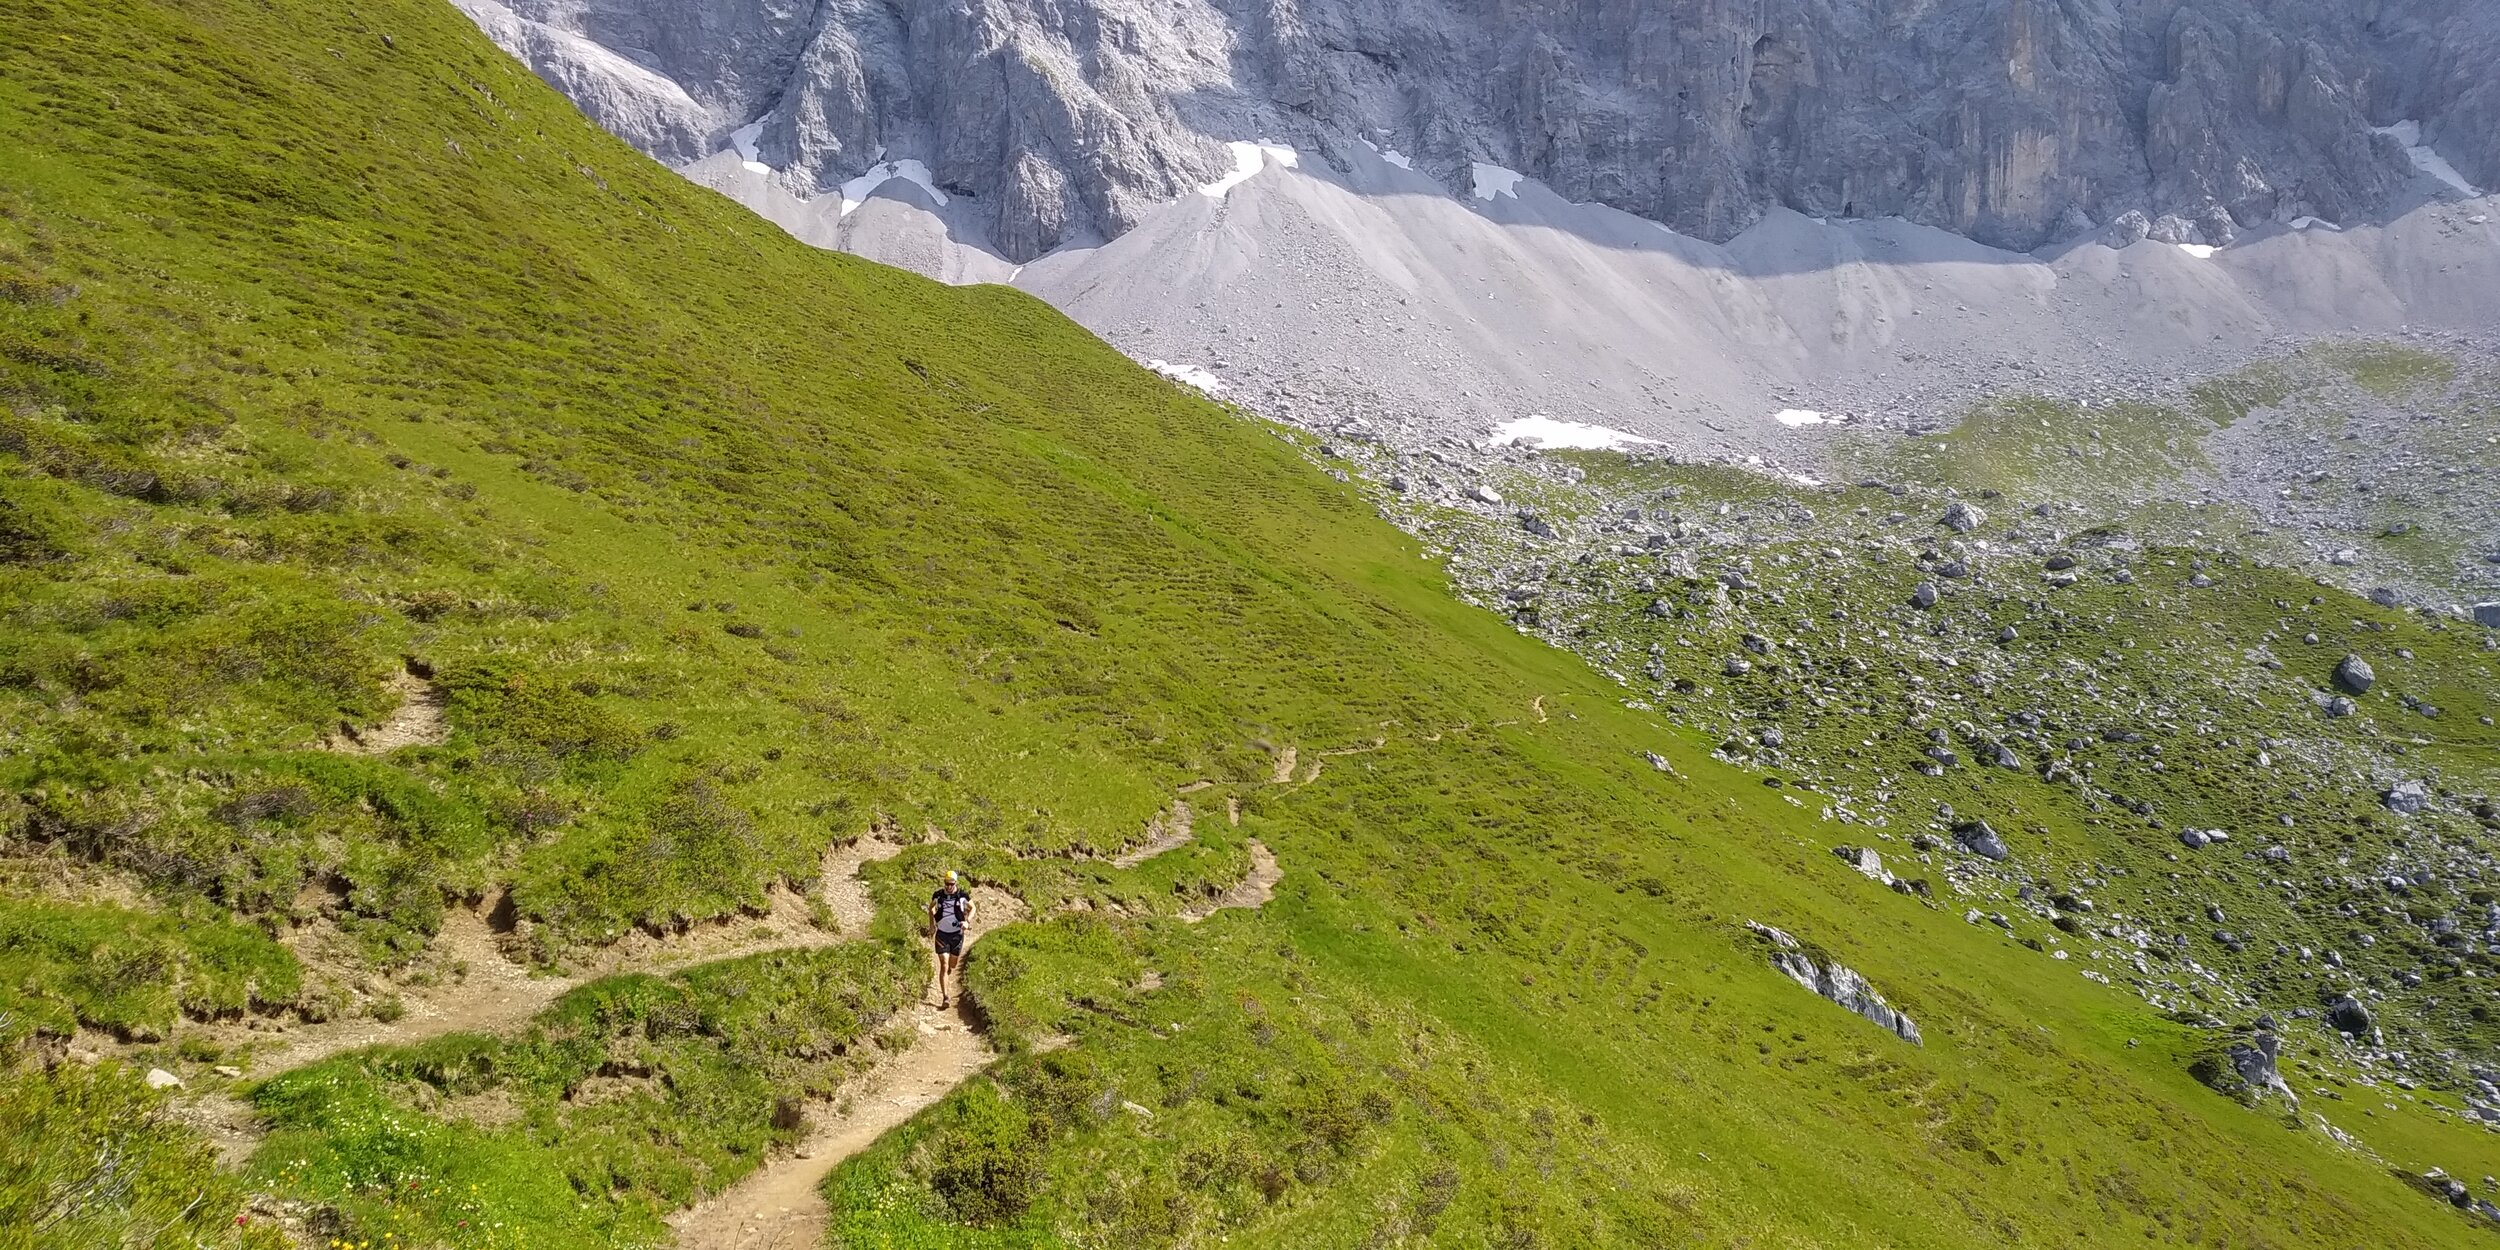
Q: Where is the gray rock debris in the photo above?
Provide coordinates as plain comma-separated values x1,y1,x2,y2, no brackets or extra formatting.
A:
1940,501,1985,533
2191,1017,2298,1107
1832,844,1894,886
1744,922,1921,1045
2384,779,2431,815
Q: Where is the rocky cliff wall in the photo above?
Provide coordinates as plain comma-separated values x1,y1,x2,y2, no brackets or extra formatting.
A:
459,0,2500,261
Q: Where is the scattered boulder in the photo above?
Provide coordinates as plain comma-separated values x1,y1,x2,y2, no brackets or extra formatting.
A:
1743,922,1921,1045
1940,501,1985,533
1909,581,1940,610
1953,819,2011,862
2103,210,2153,246
2384,779,2430,816
1832,845,1894,886
2146,213,2199,244
2475,602,2500,629
2326,993,2373,1036
2189,1019,2297,1107
2332,654,2374,694
144,1068,183,1090
1466,484,1504,506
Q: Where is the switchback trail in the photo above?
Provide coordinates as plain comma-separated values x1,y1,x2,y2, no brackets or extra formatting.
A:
664,836,1281,1247
172,736,1336,1210
205,837,907,1080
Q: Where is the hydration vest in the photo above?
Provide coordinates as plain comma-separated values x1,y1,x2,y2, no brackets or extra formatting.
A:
932,889,970,933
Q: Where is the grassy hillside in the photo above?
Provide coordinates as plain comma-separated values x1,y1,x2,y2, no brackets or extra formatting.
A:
0,0,2492,1246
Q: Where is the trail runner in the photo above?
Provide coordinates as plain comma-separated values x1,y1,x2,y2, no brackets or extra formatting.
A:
929,870,975,1008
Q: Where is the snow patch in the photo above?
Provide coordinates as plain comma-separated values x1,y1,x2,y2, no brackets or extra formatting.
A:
2287,216,2341,232
1472,162,1525,201
1200,142,1298,198
839,159,948,217
2372,120,2482,197
2174,243,2218,259
1146,360,1225,393
1488,415,1657,451
1773,409,1837,427
1357,139,1415,171
729,119,769,174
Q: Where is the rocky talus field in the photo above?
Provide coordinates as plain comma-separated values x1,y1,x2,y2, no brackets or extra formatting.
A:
3,2,2500,1249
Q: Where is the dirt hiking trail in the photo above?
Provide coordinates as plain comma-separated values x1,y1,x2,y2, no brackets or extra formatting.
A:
665,887,1033,1249
203,837,909,1080
162,741,1327,1216
321,670,448,754
1110,800,1194,868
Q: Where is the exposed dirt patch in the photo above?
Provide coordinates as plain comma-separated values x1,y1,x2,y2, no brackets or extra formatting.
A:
163,1092,263,1167
820,835,903,934
323,669,447,754
441,1087,526,1129
1109,800,1194,868
567,1071,663,1107
1269,745,1297,783
1180,840,1280,924
961,886,1026,943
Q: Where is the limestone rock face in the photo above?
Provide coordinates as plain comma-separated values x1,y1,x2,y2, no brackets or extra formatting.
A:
460,0,2500,262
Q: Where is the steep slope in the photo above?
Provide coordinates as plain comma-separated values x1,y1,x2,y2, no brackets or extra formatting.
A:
468,0,2500,451
1009,146,2500,448
2,2,2496,1249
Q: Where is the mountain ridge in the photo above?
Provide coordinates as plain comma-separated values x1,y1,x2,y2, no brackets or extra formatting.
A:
462,0,2500,260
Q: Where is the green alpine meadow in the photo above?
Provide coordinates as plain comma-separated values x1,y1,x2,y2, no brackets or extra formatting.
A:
2,0,2496,1247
